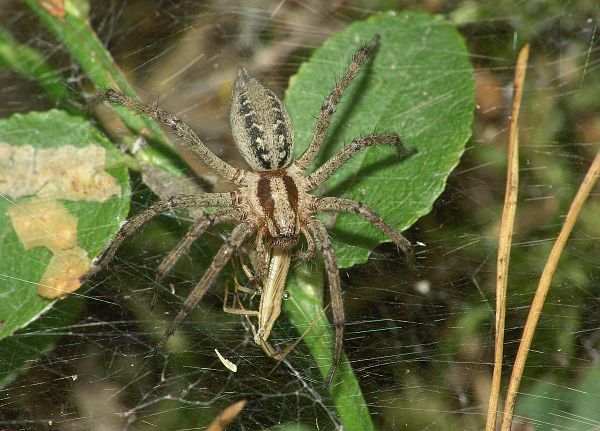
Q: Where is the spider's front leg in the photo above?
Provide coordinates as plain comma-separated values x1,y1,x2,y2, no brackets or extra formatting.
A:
81,193,233,281
305,133,415,190
295,35,380,172
98,90,247,185
155,222,255,350
314,197,415,268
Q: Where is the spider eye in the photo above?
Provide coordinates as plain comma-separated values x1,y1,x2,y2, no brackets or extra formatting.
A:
230,68,294,172
279,227,295,238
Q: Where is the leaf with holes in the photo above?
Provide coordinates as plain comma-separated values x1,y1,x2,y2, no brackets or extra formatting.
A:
0,110,130,343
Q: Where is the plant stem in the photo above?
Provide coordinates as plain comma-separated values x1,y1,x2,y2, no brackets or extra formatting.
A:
0,27,76,110
285,264,376,431
23,0,185,177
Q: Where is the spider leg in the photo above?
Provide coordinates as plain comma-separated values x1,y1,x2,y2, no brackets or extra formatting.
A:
314,197,415,269
307,219,344,388
295,224,316,261
154,222,254,351
82,193,233,281
268,302,332,375
101,90,247,185
151,208,239,309
156,209,239,280
305,133,415,190
294,35,380,172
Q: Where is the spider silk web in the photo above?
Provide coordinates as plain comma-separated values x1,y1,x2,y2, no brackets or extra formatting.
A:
1,1,600,430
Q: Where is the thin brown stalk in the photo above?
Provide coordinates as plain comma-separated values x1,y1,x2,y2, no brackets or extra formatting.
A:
206,399,247,431
500,148,600,430
485,43,529,431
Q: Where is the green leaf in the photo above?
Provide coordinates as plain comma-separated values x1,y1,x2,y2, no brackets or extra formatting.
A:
286,11,475,267
283,11,474,429
0,27,75,108
0,110,130,342
0,295,83,389
285,266,376,431
570,366,600,430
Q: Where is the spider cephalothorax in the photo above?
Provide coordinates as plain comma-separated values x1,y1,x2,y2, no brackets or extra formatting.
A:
83,35,413,387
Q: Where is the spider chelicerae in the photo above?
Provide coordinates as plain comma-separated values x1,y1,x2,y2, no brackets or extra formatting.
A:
84,35,414,386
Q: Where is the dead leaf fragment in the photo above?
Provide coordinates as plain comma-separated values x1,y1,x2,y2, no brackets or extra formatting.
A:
0,143,120,202
8,199,78,253
38,247,91,298
206,400,247,431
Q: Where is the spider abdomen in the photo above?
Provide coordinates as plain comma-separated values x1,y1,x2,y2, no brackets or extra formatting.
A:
230,68,294,172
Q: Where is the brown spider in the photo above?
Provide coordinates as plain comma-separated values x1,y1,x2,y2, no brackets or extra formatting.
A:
83,35,413,386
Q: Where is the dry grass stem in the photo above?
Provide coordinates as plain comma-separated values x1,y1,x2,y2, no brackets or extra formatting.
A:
206,399,247,431
485,43,529,431
499,148,600,430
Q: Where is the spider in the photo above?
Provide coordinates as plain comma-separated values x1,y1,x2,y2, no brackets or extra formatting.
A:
83,34,413,387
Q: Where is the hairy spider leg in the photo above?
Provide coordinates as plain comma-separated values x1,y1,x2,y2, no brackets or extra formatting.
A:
156,209,239,280
155,222,255,351
315,197,415,269
294,34,380,172
307,220,344,388
102,90,247,185
81,193,232,281
151,208,239,309
305,133,415,190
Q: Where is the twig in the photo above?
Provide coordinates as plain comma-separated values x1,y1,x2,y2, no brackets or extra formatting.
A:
485,43,529,431
205,400,247,431
23,0,186,177
499,148,600,430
